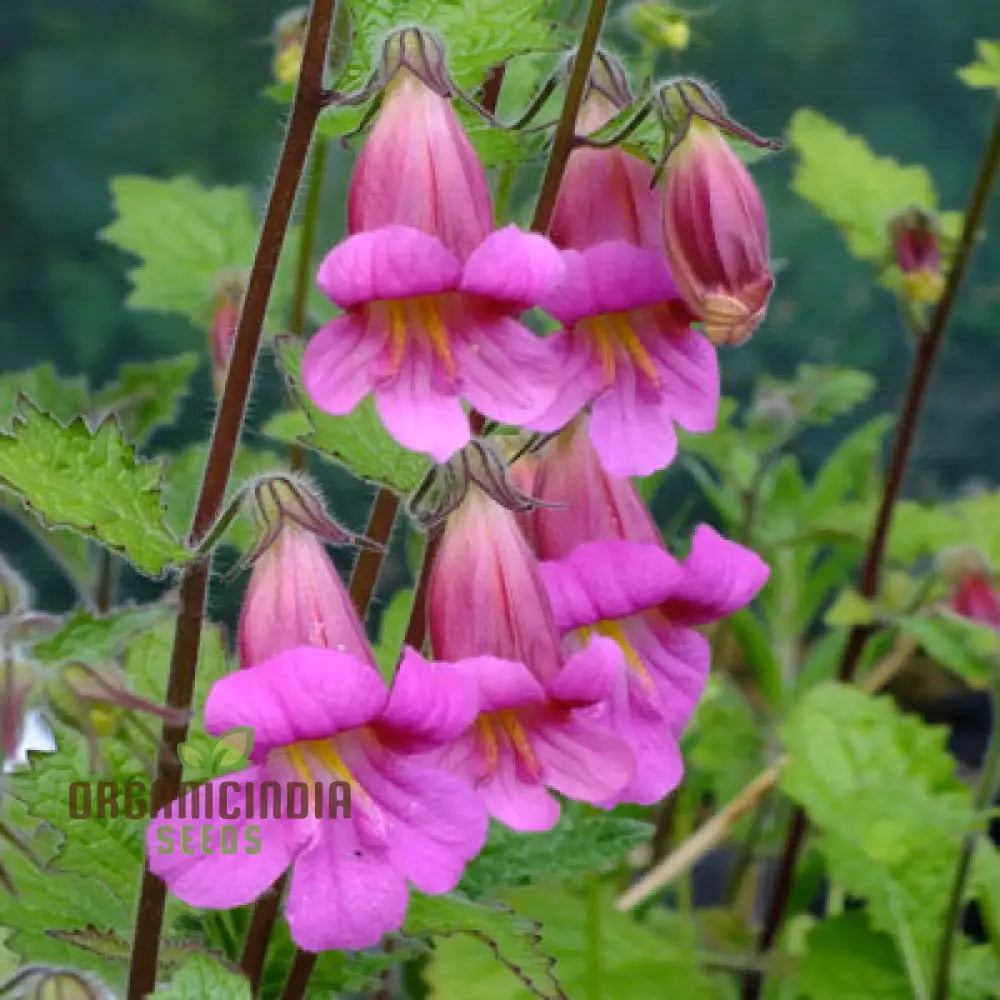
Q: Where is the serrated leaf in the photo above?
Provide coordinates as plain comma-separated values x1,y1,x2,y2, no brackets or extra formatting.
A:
407,892,565,999
0,364,89,428
150,951,251,1000
93,354,199,444
425,885,712,1000
897,613,1000,688
798,912,909,1000
267,339,430,492
958,40,1000,94
789,109,960,267
0,403,189,577
780,683,976,978
31,603,176,665
459,814,653,899
100,176,257,327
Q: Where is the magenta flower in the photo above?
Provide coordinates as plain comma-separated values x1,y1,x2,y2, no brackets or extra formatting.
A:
302,66,563,462
428,486,634,828
532,92,718,476
540,526,770,805
662,118,773,347
147,646,487,952
524,415,661,559
943,549,1000,628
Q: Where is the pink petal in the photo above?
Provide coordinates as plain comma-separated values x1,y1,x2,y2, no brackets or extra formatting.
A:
205,647,387,751
145,766,294,908
590,365,679,476
343,737,488,894
636,315,720,433
540,541,682,632
529,709,634,804
457,656,548,714
541,242,679,325
459,225,564,307
285,819,408,952
377,647,480,750
317,226,461,307
547,635,624,705
374,340,470,462
301,313,384,417
477,743,561,832
662,525,770,625
527,328,605,434
449,308,559,428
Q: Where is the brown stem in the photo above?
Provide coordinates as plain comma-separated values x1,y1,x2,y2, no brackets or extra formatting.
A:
241,873,288,995
743,106,1000,1000
124,4,337,996
280,951,318,1000
528,0,608,233
349,489,401,615
482,64,506,116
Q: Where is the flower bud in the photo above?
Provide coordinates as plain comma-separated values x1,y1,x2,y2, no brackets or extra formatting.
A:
209,271,245,396
659,79,774,346
239,478,372,667
626,3,692,52
940,547,1000,628
1,653,32,763
379,27,452,98
889,208,945,305
0,966,110,1000
272,7,308,85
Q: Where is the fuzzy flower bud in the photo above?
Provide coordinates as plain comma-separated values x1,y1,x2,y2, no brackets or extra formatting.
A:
238,477,372,667
0,966,111,1000
940,547,1000,628
272,8,308,85
890,208,945,305
659,79,775,347
209,270,245,396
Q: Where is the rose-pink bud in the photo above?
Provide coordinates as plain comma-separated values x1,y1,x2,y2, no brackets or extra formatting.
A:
209,272,244,396
941,548,1000,628
890,208,945,305
429,486,564,686
662,114,773,347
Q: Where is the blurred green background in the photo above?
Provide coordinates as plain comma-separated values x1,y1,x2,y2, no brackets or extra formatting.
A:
1,0,997,613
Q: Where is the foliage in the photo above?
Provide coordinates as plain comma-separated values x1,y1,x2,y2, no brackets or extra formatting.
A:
958,40,1000,94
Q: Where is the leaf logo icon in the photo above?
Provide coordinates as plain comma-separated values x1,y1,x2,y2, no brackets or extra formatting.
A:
177,727,254,780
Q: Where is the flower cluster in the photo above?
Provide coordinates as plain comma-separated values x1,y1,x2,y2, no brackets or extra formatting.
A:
147,36,772,956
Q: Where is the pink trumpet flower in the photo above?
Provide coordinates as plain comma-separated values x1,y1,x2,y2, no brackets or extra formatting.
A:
303,37,563,462
533,84,718,476
147,646,487,952
661,103,773,347
540,526,770,804
428,486,634,829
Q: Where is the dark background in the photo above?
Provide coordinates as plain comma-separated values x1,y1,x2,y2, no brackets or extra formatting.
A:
1,0,998,615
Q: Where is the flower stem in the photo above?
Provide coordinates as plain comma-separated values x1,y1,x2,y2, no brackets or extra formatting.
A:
349,488,401,616
932,674,1000,1000
529,0,609,233
124,4,337,997
743,106,1000,1000
585,873,603,1000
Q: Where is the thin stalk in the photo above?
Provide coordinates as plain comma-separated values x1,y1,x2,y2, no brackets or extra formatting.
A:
240,874,288,995
94,548,116,613
744,106,1000,1000
125,4,337,996
529,0,609,233
932,674,1000,1000
585,874,602,1000
349,489,401,616
280,951,318,1000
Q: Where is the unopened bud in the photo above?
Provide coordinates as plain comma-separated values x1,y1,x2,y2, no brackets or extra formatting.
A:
626,2,692,53
210,270,245,396
0,966,111,1000
560,49,633,112
379,27,452,98
889,208,944,305
939,547,1000,628
272,7,308,86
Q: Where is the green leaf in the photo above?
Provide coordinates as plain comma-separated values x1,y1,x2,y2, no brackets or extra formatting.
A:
267,338,430,492
971,841,1000,946
459,814,653,899
780,683,976,979
725,608,784,704
425,885,713,1000
958,40,1000,94
372,587,415,682
150,951,251,1000
31,602,176,665
824,589,878,627
798,912,910,1000
0,403,189,576
0,363,89,427
896,613,1000,688
789,109,960,266
100,176,257,327
953,942,1000,1000
93,354,199,443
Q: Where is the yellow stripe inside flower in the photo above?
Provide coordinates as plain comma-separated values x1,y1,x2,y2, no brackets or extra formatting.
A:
476,710,542,779
581,620,657,696
285,738,372,810
382,296,458,380
586,312,661,388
